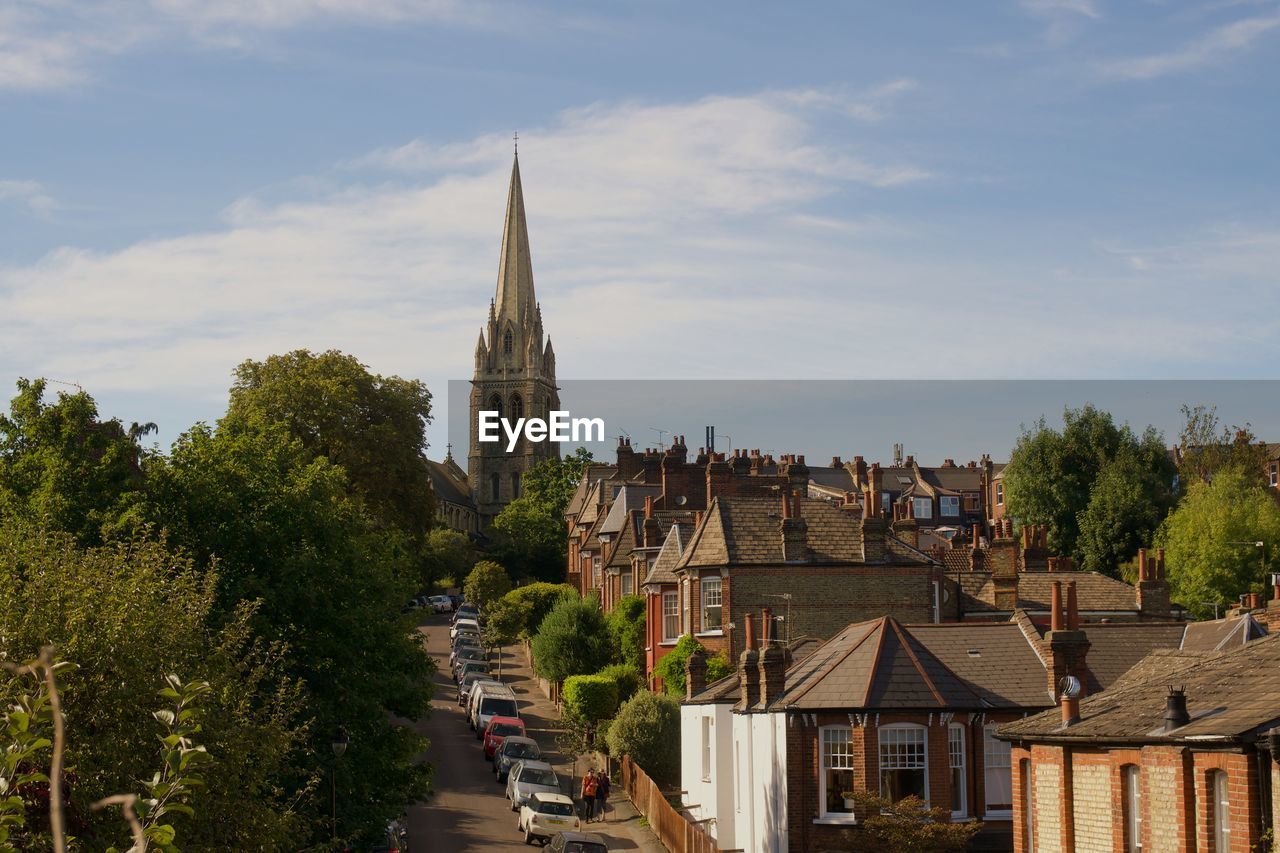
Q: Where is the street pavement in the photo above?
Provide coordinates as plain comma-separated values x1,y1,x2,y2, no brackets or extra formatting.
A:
407,612,666,852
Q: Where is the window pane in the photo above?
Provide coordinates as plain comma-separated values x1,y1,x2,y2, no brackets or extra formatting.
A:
702,578,722,630
879,727,927,804
983,726,1012,811
941,496,960,516
822,728,855,814
913,497,933,519
663,592,680,640
949,726,966,815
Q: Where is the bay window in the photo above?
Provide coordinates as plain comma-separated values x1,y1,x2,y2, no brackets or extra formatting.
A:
701,576,722,631
912,497,933,519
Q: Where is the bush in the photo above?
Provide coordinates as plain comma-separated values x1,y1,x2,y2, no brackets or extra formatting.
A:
531,596,611,684
596,663,643,703
605,594,646,669
841,790,981,851
562,674,620,725
606,692,681,788
652,635,734,697
464,560,512,610
496,582,579,639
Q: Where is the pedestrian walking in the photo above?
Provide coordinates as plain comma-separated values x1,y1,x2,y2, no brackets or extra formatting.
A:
580,769,598,821
593,769,610,823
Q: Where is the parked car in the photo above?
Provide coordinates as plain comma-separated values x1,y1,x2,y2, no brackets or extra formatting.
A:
506,760,561,812
517,792,579,844
452,604,479,624
546,832,609,853
483,715,526,760
494,736,541,782
458,673,499,707
469,682,518,734
428,594,453,613
455,659,491,684
450,618,480,641
450,636,484,663
450,646,488,675
447,593,464,610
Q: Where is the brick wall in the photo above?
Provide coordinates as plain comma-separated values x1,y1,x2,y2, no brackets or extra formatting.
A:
1070,757,1111,850
1032,745,1065,853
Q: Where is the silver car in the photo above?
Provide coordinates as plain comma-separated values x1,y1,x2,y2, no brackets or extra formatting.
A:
494,735,541,782
458,673,499,707
506,759,561,812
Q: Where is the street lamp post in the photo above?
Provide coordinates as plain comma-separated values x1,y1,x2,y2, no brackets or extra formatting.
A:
331,728,349,845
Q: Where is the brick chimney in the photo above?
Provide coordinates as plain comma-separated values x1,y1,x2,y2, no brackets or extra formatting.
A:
892,498,920,549
1021,523,1049,572
784,454,809,495
831,456,843,468
1135,547,1171,619
991,519,1019,610
706,454,731,503
641,448,662,484
731,448,752,477
1047,580,1091,701
738,613,760,709
781,491,808,563
865,462,884,519
686,646,708,700
616,436,640,480
643,496,661,547
853,456,868,492
758,607,787,707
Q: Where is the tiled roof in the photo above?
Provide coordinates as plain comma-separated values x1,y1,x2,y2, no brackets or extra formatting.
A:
599,484,660,536
954,571,1144,614
1181,613,1267,651
1077,623,1188,692
644,522,688,586
425,458,474,507
566,465,616,517
1000,633,1280,742
604,515,637,570
675,496,930,569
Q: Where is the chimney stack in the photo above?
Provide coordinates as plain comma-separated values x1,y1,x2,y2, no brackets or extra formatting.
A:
1047,580,1091,701
1136,543,1171,619
686,646,708,700
738,613,760,709
758,607,787,706
781,490,808,562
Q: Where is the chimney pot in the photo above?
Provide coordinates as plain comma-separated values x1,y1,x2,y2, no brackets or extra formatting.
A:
1066,581,1079,630
1050,581,1065,632
1164,687,1190,732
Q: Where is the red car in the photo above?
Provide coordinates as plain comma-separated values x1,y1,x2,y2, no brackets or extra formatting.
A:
482,715,526,761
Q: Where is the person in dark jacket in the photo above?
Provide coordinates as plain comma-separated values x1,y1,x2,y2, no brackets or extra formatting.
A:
593,770,610,822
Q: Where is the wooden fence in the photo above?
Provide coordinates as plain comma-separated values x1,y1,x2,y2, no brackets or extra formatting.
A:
620,755,722,853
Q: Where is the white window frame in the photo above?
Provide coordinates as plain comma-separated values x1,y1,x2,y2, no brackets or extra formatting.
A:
912,497,934,519
700,576,723,633
621,572,634,597
982,724,1013,818
592,554,602,587
948,724,967,820
879,724,929,805
940,495,961,517
996,483,1004,506
661,591,680,643
1122,764,1142,852
1212,770,1230,852
681,578,691,635
701,716,713,782
819,726,857,821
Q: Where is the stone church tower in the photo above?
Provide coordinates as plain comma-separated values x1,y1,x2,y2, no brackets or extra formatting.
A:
469,154,560,524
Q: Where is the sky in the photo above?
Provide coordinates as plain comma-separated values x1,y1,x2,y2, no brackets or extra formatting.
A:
2,0,1279,458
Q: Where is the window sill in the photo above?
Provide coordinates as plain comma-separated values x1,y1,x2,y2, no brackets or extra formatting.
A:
659,640,679,647
696,630,724,638
813,816,858,826
983,810,1013,821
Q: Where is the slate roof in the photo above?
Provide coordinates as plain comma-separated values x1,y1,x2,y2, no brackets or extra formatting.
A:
604,515,637,570
644,522,689,586
566,464,616,518
599,484,660,536
954,571,1146,614
425,458,474,507
1181,613,1267,651
675,496,932,570
1000,632,1280,743
1077,623,1189,692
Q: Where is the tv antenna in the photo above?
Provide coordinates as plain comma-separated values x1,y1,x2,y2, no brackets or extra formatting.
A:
650,428,669,451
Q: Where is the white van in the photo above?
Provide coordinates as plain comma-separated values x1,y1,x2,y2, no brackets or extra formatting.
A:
468,682,518,737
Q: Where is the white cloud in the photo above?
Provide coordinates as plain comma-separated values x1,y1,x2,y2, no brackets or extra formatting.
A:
1019,0,1100,19
1099,11,1280,79
0,0,497,90
0,180,57,217
1,89,1278,446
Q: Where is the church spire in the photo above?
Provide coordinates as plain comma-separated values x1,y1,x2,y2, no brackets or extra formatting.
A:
493,153,536,325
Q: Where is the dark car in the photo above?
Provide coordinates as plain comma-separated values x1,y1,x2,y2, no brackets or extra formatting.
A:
447,593,464,609
547,832,608,853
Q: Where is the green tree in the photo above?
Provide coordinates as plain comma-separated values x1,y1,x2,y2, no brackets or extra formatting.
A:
1176,404,1268,489
0,523,307,849
223,349,436,545
561,675,620,728
530,597,611,684
653,635,733,697
0,379,147,546
493,582,579,640
1004,405,1174,560
1076,453,1176,577
1156,466,1280,618
490,448,592,582
422,527,477,588
605,692,681,788
841,790,981,852
464,560,512,610
605,594,646,671
143,422,432,845
594,663,643,704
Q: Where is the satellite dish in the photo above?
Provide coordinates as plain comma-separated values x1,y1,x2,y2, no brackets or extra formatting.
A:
1058,675,1081,699
675,495,688,506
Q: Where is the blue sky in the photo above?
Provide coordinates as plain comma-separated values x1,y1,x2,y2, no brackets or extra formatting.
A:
2,0,1279,456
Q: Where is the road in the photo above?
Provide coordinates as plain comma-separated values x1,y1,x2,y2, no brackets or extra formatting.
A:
407,612,658,852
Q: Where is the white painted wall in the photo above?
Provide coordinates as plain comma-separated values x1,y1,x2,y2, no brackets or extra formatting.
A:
680,703,736,848
731,711,790,853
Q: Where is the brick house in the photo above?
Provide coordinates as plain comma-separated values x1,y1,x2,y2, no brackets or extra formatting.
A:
680,585,1265,853
999,628,1280,853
